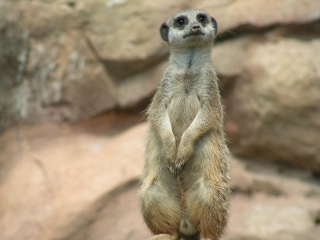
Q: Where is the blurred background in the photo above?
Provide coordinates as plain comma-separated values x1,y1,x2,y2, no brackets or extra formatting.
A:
0,0,320,239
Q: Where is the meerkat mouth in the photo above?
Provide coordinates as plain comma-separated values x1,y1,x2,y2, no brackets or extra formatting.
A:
183,32,205,38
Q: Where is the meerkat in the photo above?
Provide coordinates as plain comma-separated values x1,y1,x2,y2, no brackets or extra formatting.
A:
138,9,231,240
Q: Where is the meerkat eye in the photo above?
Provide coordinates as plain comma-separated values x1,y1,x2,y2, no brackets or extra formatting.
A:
177,18,184,25
197,14,207,23
175,17,186,26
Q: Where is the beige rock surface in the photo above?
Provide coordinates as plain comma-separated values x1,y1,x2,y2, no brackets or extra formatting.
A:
2,0,320,133
85,0,188,78
0,0,119,127
1,118,320,240
212,35,257,77
225,39,320,173
1,1,320,239
226,157,320,240
195,0,320,32
0,113,144,240
0,0,183,131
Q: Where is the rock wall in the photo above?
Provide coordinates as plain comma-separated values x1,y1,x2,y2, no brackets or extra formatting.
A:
1,1,320,239
1,0,320,173
0,118,319,240
0,0,186,128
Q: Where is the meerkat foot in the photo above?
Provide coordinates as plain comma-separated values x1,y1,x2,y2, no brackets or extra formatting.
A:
149,234,179,240
175,140,193,174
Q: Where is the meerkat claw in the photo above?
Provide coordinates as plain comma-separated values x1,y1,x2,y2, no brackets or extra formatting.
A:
174,162,185,175
174,165,180,175
167,163,175,174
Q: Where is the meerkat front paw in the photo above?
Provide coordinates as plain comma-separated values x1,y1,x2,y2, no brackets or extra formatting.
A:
166,153,177,175
175,139,193,174
162,136,177,174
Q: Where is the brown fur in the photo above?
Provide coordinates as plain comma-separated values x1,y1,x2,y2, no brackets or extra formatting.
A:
138,9,231,240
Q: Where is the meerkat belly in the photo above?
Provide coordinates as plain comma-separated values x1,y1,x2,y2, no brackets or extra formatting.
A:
168,92,200,144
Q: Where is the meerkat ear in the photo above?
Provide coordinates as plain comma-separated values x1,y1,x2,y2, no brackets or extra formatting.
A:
211,17,218,35
160,22,169,42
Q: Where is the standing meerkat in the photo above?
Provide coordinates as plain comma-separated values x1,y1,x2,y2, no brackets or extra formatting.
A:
138,9,231,240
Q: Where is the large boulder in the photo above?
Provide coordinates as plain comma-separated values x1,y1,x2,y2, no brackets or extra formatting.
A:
227,157,320,240
85,0,187,79
224,38,320,173
0,114,145,240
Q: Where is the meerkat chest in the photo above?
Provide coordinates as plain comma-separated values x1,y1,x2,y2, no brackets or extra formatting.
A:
168,82,201,141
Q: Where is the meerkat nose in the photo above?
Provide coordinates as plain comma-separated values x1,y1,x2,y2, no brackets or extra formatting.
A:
192,24,201,31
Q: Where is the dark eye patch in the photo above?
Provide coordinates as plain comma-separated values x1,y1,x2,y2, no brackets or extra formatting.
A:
174,15,188,28
211,17,218,35
197,13,209,26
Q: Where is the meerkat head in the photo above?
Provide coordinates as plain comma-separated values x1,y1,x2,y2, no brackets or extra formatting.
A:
160,9,217,48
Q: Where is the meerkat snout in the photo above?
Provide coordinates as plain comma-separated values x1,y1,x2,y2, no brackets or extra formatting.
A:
191,24,201,32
